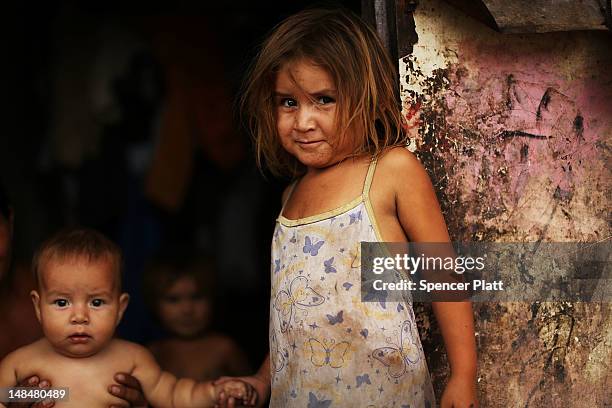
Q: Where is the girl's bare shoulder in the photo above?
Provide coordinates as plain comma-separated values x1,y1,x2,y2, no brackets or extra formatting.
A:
377,146,423,172
376,147,432,191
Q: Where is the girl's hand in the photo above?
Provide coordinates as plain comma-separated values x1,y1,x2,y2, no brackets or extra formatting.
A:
440,374,478,408
213,374,269,408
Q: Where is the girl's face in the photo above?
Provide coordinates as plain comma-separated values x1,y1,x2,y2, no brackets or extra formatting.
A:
275,59,356,171
158,275,210,338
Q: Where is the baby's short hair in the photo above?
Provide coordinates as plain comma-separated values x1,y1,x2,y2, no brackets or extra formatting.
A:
241,7,409,178
32,228,123,290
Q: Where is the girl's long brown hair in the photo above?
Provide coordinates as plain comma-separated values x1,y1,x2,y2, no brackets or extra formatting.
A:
241,7,408,179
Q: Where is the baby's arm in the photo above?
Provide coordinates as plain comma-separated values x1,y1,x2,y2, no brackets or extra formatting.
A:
128,343,249,408
0,350,20,408
384,148,478,406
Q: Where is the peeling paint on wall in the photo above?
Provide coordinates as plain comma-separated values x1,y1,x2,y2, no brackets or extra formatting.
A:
401,0,612,406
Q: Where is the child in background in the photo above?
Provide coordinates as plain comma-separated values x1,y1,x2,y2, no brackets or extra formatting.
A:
144,252,251,381
0,229,253,407
216,7,478,408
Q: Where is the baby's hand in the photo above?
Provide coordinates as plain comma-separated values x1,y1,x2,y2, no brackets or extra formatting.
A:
214,380,255,407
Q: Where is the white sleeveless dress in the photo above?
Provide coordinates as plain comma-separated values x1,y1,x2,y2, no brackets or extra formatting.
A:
269,158,435,407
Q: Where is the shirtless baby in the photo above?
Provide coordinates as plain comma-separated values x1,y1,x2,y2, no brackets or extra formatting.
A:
0,229,254,408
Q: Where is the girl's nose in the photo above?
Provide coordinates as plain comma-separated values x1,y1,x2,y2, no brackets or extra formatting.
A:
294,105,315,132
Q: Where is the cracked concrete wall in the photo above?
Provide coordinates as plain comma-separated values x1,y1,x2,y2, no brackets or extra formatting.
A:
400,0,611,406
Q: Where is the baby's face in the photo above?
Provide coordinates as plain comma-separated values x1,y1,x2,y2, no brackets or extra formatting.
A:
31,258,129,358
158,275,210,338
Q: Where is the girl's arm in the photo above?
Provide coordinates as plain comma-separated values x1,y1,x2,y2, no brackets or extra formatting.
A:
431,302,478,406
252,355,271,399
385,148,478,406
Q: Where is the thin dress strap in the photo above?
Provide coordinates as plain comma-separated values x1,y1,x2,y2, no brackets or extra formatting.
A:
362,157,378,199
280,180,298,214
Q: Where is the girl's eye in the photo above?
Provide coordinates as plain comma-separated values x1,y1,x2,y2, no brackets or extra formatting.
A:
91,299,105,307
317,96,335,105
54,299,69,307
280,98,297,108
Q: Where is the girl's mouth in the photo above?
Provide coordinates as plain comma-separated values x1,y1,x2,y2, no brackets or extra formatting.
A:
297,140,324,148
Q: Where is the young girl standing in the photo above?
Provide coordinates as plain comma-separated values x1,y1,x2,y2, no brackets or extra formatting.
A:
217,7,477,408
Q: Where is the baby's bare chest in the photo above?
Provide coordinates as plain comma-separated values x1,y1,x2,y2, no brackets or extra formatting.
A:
18,352,134,407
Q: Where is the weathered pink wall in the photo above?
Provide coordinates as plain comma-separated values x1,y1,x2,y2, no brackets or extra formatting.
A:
400,0,611,406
